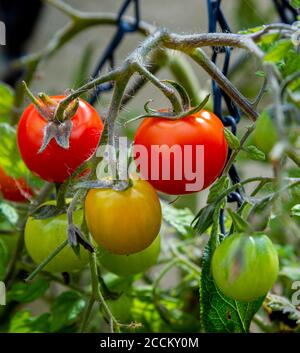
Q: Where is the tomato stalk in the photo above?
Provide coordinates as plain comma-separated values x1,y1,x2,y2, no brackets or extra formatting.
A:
24,239,68,282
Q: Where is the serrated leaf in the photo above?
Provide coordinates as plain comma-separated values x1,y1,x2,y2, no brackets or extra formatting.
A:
50,291,85,332
8,278,49,303
243,145,266,161
291,204,300,217
162,202,195,236
200,239,264,332
0,202,18,224
207,176,229,204
9,311,50,333
264,40,293,62
224,128,240,150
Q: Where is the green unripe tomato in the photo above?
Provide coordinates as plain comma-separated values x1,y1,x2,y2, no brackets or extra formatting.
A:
25,201,89,273
97,235,160,276
212,233,279,301
252,112,278,155
107,294,132,323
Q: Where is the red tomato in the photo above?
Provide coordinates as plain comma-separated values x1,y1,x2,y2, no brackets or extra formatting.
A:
17,97,103,183
133,110,228,195
0,167,32,202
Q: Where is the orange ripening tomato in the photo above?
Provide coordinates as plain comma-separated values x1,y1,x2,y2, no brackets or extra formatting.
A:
85,178,162,255
0,167,32,202
133,110,228,195
17,96,103,183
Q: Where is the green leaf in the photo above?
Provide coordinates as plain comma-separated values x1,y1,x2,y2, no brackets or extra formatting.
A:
0,123,28,178
0,83,14,123
227,208,251,233
50,291,85,332
192,203,217,235
238,26,264,34
162,202,195,236
0,202,18,224
264,40,293,62
290,0,300,9
255,70,265,77
243,145,266,161
280,266,300,282
281,49,300,79
224,128,240,150
259,33,280,46
9,311,50,333
207,176,229,204
200,239,264,332
0,239,8,280
235,0,272,29
291,204,300,217
8,278,49,303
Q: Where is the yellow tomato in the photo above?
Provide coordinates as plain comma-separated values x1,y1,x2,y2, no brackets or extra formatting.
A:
85,179,162,255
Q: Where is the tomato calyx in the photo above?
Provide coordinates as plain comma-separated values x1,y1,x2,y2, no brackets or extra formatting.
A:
68,223,94,254
125,79,210,125
30,201,95,255
22,81,80,153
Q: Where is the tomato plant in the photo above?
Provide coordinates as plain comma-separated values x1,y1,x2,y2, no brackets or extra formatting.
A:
0,0,299,337
85,179,162,255
17,97,103,183
212,233,279,301
97,234,160,276
133,110,228,195
25,201,89,273
0,166,32,202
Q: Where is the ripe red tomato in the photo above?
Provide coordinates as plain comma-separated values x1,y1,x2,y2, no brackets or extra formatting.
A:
17,96,103,183
0,167,32,202
133,110,228,195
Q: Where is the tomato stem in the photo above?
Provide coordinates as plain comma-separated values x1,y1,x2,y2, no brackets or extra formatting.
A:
22,81,48,118
25,239,68,282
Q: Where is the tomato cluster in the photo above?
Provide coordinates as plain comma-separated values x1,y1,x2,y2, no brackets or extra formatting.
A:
15,97,229,276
